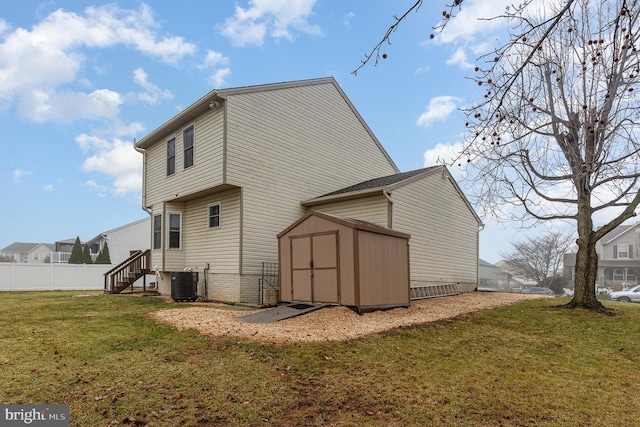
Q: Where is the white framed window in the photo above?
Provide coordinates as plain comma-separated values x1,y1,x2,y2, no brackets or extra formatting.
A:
208,202,221,229
153,214,162,250
183,125,194,169
168,212,182,250
614,269,625,281
616,244,630,259
33,253,40,261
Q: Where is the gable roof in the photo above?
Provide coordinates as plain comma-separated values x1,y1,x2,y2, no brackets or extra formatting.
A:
1,242,55,253
319,167,435,197
277,210,410,239
134,77,398,171
479,258,498,267
302,166,483,226
602,223,640,244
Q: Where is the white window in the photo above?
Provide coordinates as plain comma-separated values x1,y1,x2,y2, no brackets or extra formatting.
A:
168,212,182,249
617,244,630,259
33,253,40,261
208,202,221,229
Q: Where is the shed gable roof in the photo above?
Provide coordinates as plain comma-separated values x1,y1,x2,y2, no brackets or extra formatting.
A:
278,210,410,239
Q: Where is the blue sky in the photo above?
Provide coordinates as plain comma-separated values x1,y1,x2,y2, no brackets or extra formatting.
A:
1,0,546,263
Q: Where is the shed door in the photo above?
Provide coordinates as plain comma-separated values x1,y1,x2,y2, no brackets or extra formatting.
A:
290,232,339,304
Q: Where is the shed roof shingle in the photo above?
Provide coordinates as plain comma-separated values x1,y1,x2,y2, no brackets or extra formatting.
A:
320,166,439,197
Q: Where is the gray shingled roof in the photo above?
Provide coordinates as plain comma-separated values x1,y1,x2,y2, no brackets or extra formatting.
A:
0,242,55,252
602,224,636,243
320,166,439,197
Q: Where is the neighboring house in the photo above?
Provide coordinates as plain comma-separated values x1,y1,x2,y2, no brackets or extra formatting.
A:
0,242,55,263
564,223,640,289
478,259,517,291
86,217,151,265
478,259,501,290
135,77,482,305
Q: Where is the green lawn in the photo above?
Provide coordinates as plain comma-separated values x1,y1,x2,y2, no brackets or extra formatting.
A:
1,291,639,426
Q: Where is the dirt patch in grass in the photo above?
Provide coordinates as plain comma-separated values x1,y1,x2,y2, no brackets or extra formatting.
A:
148,292,546,343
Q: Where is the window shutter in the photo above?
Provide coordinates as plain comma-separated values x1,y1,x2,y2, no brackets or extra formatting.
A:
613,245,618,259
630,246,634,259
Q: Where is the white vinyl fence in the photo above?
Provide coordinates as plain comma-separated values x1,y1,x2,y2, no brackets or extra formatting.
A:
0,263,112,291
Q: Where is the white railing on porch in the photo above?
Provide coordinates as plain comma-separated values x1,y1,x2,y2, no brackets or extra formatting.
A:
51,252,71,263
50,252,98,263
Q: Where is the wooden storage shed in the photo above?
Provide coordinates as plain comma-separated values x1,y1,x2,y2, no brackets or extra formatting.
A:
278,210,411,312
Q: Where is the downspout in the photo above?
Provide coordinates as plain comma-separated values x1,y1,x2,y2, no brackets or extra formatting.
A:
383,189,393,228
134,138,154,285
133,138,152,217
477,223,485,291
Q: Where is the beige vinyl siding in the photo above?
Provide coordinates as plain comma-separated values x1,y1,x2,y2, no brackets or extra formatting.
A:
392,173,479,285
225,82,397,274
183,188,241,273
310,195,390,228
604,242,638,260
150,204,163,271
144,107,225,208
29,245,52,264
163,201,186,272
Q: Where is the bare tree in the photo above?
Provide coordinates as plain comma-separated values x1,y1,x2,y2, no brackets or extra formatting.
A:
356,0,640,313
461,0,640,313
501,231,575,291
353,0,575,76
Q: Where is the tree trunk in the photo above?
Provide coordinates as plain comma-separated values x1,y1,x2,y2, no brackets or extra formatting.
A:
564,236,609,312
561,194,610,313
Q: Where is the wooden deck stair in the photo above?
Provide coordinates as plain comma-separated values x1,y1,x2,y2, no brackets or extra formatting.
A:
410,283,459,300
104,250,151,294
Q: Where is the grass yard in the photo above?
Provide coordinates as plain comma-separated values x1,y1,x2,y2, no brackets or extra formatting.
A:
1,292,639,426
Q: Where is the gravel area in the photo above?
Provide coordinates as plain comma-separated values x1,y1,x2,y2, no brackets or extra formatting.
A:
148,292,546,343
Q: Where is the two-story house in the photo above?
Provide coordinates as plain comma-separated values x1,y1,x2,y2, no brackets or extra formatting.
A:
564,223,640,289
134,77,482,306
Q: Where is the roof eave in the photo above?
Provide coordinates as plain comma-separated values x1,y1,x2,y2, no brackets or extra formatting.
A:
301,187,387,207
136,89,220,149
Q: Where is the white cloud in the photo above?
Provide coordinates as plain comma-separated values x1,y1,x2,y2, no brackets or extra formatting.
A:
436,0,514,44
0,4,195,122
416,96,461,128
43,184,54,191
0,19,9,36
424,142,463,165
446,47,473,69
12,168,32,183
219,0,322,47
80,137,142,196
19,88,122,124
85,180,109,197
131,68,173,105
414,65,430,75
208,68,232,88
198,50,231,88
344,12,355,28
